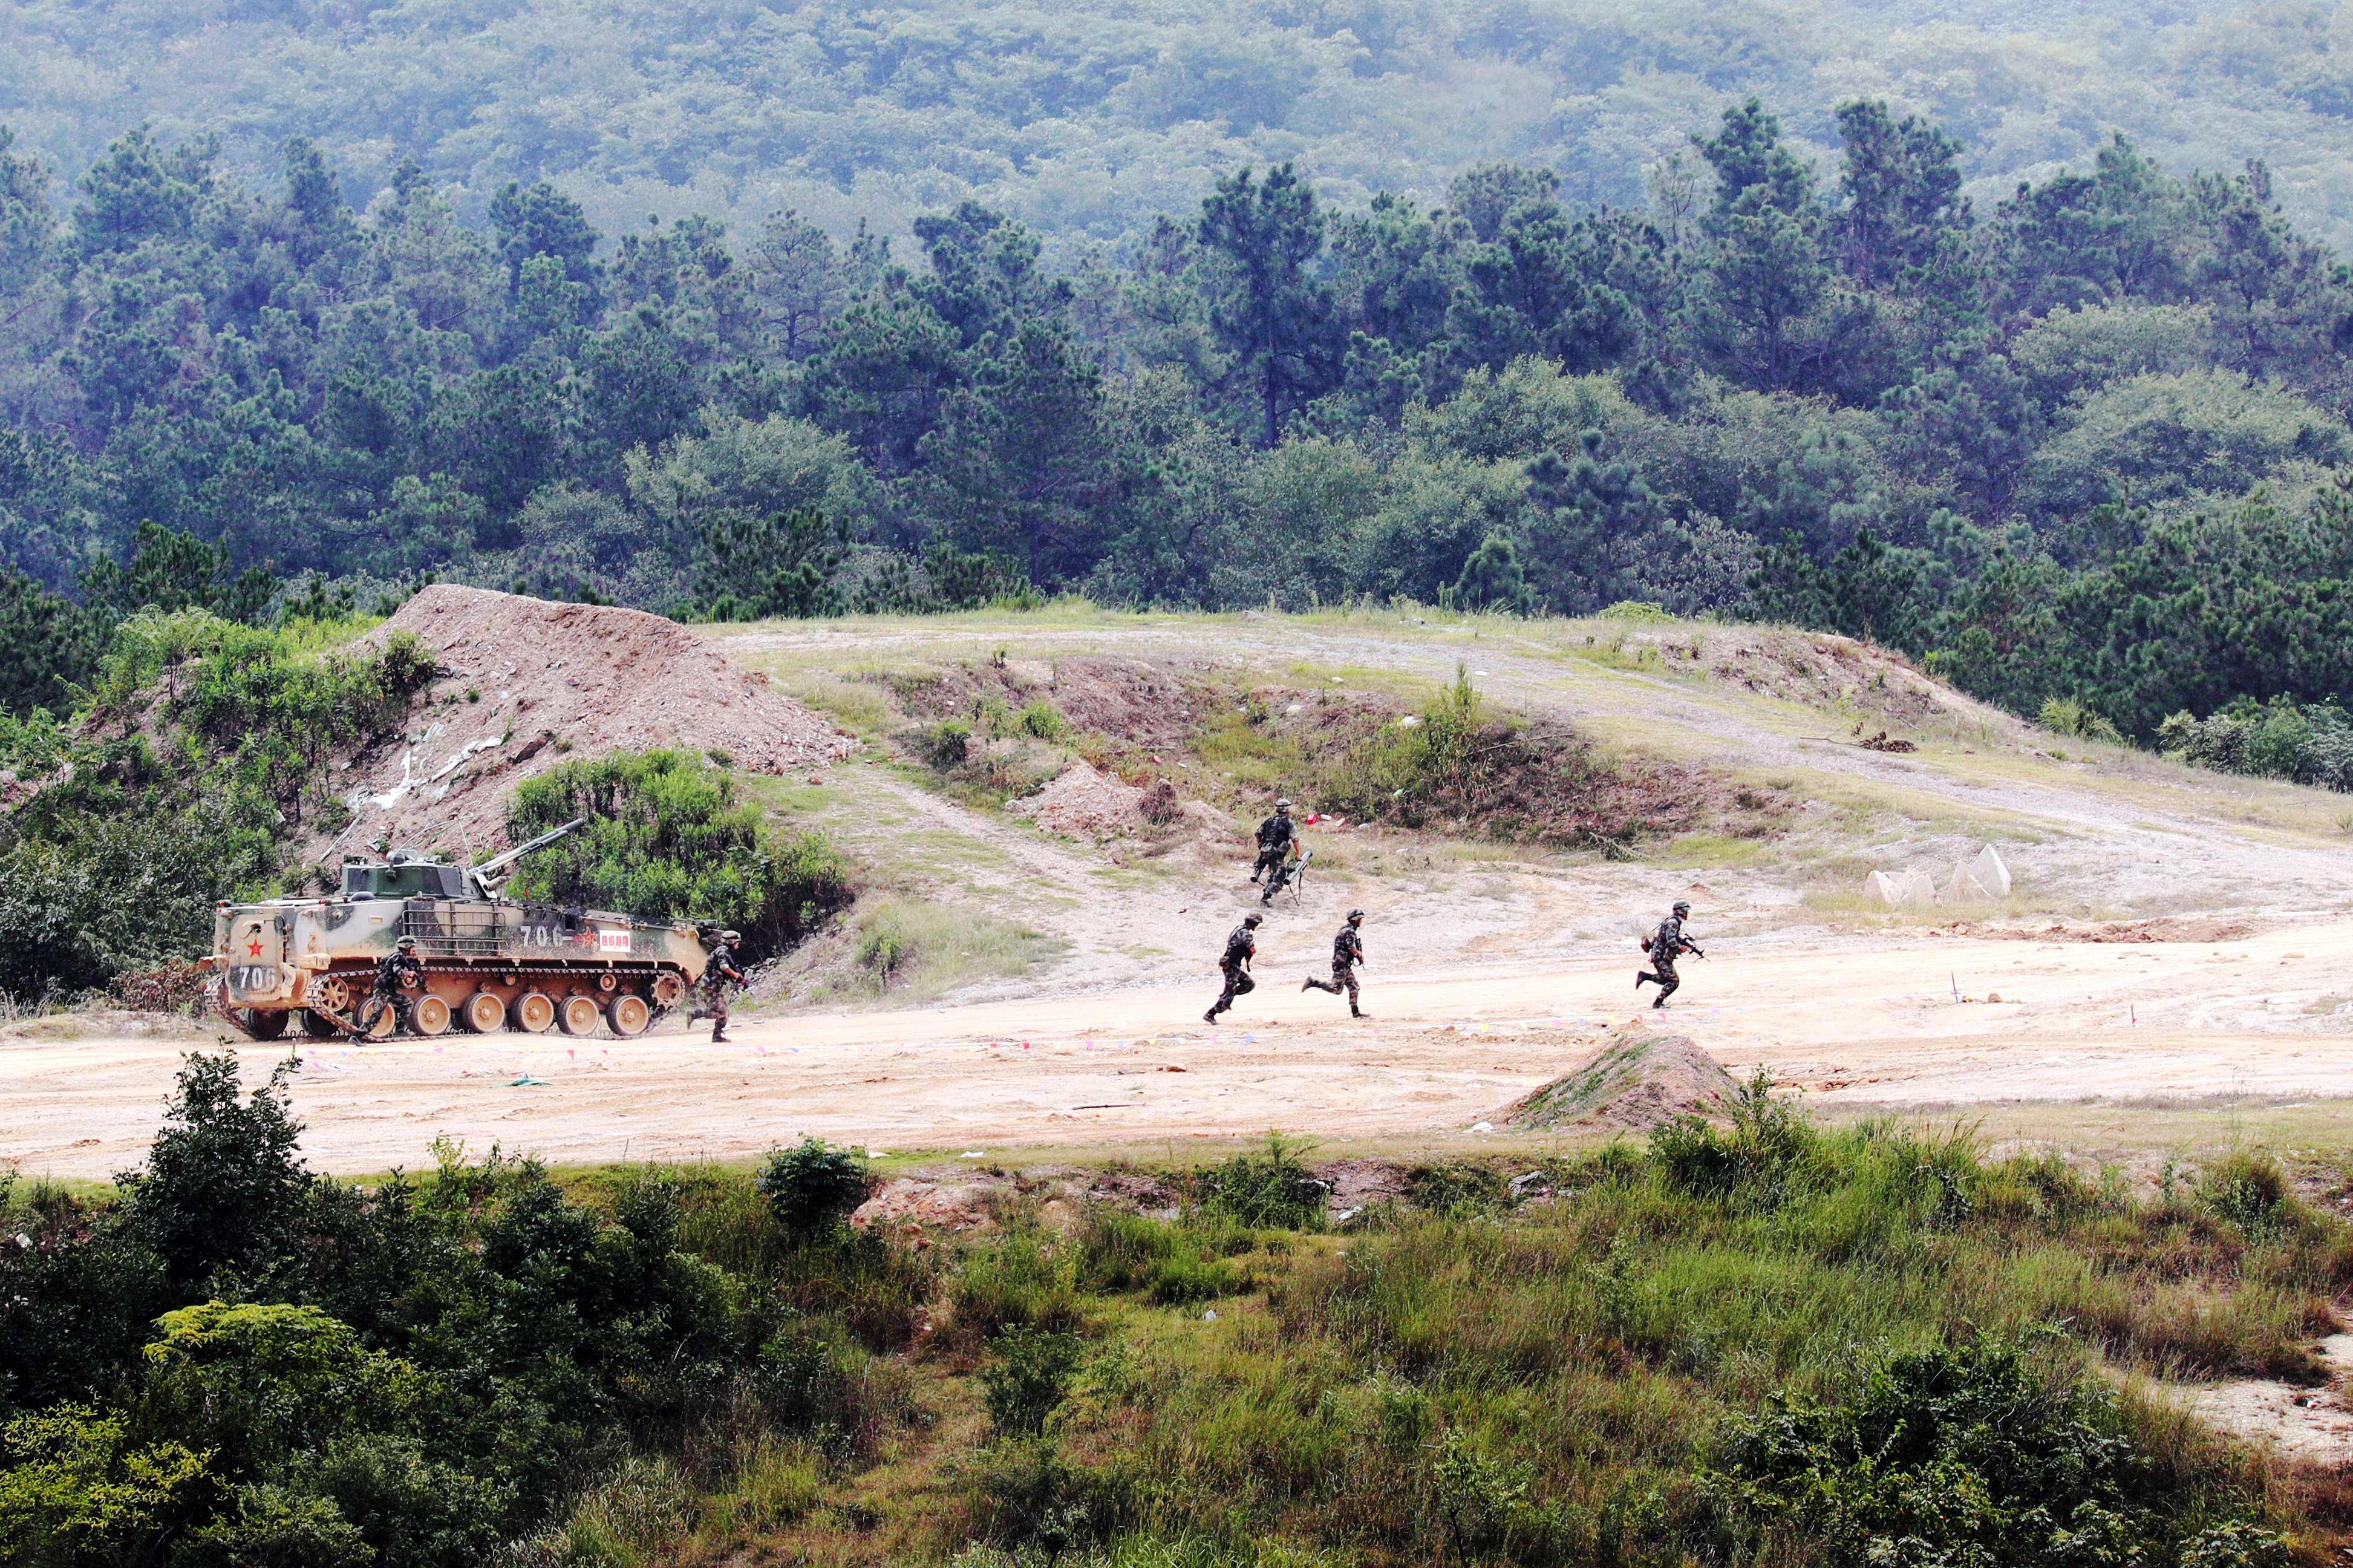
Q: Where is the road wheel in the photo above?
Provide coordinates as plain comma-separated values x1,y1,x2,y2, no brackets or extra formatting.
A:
413,995,452,1037
557,995,602,1036
357,999,397,1040
514,992,556,1033
463,991,506,1033
607,994,651,1037
301,1010,344,1040
233,1008,290,1041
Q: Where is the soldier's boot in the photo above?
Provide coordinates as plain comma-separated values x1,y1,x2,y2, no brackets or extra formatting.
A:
1650,999,1666,1010
1352,1008,1366,1019
1636,972,1651,990
1203,1008,1219,1024
713,1028,730,1041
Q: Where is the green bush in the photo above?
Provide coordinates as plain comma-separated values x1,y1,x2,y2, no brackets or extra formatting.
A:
0,613,440,998
2159,700,2353,791
2038,697,2124,743
1195,1134,1326,1230
0,1405,210,1567
1597,599,1671,622
753,1138,874,1241
1647,1071,1814,1207
925,719,974,768
118,1051,310,1288
1705,1334,2150,1568
1016,701,1066,740
504,746,850,961
979,1325,1088,1437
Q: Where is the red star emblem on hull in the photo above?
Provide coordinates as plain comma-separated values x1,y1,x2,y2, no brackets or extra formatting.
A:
246,939,264,957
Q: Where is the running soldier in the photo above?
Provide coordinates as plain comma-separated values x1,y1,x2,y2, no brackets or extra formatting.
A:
688,929,745,1041
1635,901,1703,1008
1302,909,1368,1017
1250,799,1296,886
363,935,425,1035
1205,912,1262,1023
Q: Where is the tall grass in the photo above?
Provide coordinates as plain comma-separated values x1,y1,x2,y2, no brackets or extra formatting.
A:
542,1111,2345,1566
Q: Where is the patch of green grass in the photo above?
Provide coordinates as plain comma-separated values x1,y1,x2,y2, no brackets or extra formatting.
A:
808,898,1068,1003
1655,830,1771,866
498,1098,2353,1566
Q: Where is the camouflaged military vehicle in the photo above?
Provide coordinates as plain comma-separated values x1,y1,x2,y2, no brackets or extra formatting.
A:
205,819,717,1040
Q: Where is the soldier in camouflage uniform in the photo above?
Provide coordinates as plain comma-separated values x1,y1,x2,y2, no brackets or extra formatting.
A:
1302,909,1368,1017
1205,913,1262,1023
1250,799,1296,886
363,936,426,1036
1636,901,1702,1008
688,929,745,1041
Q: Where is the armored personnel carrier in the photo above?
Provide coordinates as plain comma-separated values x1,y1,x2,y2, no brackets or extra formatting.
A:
205,819,717,1041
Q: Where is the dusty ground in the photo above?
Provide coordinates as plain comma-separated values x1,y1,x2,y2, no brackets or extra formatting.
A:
11,918,2353,1182
13,604,2353,1181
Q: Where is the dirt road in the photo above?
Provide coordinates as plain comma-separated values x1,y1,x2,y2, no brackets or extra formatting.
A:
13,922,2353,1180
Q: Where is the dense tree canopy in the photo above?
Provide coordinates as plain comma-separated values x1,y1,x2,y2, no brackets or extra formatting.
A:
15,0,2353,263
2,76,2353,748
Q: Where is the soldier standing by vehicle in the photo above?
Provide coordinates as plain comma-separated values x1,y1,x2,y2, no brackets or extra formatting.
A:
1302,909,1368,1017
1250,799,1296,886
689,929,745,1041
1636,901,1703,1008
1206,912,1263,1023
362,936,426,1036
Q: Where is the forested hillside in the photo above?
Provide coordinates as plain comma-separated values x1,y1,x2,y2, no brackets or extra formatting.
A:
13,0,2353,258
8,82,2353,759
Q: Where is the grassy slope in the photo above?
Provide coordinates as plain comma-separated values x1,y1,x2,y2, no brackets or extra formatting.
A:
514,1117,2353,1566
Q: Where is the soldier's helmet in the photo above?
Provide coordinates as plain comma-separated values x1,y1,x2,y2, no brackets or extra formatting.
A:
722,930,741,943
1244,912,1264,926
1347,908,1365,923
1276,798,1292,811
396,935,419,950
1672,901,1691,916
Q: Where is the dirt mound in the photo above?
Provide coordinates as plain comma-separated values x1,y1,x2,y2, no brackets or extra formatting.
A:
1497,1024,1737,1129
1008,761,1148,837
896,655,1196,760
1687,626,2021,737
852,1178,998,1236
307,586,855,866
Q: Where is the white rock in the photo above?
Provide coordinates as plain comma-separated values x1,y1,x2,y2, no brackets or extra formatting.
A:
1971,844,2012,898
1864,871,1904,906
